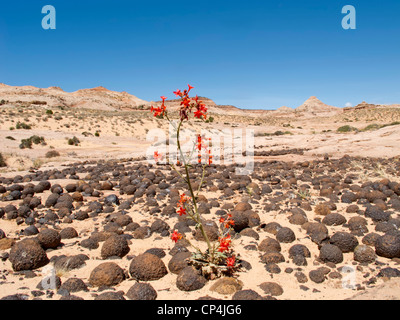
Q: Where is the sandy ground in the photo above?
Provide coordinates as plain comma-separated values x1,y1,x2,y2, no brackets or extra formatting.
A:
1,105,400,300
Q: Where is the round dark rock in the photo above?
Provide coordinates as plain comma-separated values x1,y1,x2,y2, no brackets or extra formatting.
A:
80,238,99,250
353,245,376,263
126,282,158,300
276,227,296,243
129,253,168,281
375,234,400,258
101,235,130,259
309,269,326,284
24,225,39,236
322,213,346,226
95,292,126,300
168,251,191,274
59,227,78,239
319,244,343,264
9,239,49,271
232,289,263,300
88,262,125,287
258,282,283,296
329,232,359,253
258,237,281,253
260,252,285,264
60,278,88,293
37,228,61,249
176,266,207,292
365,206,391,222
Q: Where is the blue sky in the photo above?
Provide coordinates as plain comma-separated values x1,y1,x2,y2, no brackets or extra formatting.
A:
0,0,399,109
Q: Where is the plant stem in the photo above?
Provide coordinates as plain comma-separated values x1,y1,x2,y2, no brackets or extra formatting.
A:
175,119,214,262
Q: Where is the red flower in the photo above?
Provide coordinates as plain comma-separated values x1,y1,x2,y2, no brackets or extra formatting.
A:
218,234,231,252
188,84,194,92
171,230,183,243
177,206,187,216
154,151,162,162
226,256,236,268
173,89,182,97
161,96,167,102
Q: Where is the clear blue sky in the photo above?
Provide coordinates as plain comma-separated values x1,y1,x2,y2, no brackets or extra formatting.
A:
1,0,399,109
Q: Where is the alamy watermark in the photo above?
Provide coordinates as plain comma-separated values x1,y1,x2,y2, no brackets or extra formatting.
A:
42,5,56,30
146,124,255,175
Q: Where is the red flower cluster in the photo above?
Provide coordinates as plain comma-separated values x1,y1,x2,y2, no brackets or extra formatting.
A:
171,230,183,243
173,85,208,121
219,214,235,230
218,234,232,253
176,193,189,216
153,151,162,163
151,96,167,118
226,256,236,268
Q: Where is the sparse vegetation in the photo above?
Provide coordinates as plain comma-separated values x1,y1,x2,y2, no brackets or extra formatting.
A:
16,121,32,130
0,153,7,167
19,135,46,149
68,136,80,146
337,125,358,133
45,150,60,158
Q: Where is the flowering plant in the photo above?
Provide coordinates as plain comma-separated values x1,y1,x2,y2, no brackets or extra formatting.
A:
151,85,238,278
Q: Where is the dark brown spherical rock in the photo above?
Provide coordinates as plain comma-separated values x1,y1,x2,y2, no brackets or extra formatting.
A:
319,244,343,264
365,206,391,222
209,277,243,295
232,289,263,300
375,234,400,258
94,291,126,300
262,222,282,235
230,211,249,232
53,255,88,271
80,238,99,250
258,282,283,296
276,227,296,243
288,244,311,259
59,278,88,293
353,245,376,263
100,235,130,259
88,262,125,287
309,269,326,284
258,237,281,253
288,214,308,225
9,239,49,271
322,213,346,226
114,214,133,227
362,233,380,246
314,203,331,216
129,253,168,281
126,282,158,300
37,228,61,249
168,251,191,274
329,232,359,253
234,202,252,212
260,252,285,264
194,221,219,242
176,266,207,292
59,227,78,239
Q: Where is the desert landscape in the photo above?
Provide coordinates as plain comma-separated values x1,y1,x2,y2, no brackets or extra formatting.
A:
0,83,400,300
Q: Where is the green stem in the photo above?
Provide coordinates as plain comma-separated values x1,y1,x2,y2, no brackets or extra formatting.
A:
175,119,214,262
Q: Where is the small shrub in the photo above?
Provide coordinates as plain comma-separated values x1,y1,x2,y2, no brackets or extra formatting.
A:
5,136,15,140
68,136,80,146
0,153,6,167
45,150,60,158
46,109,54,115
16,121,32,130
337,125,357,133
95,131,100,137
19,138,33,149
